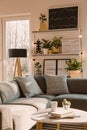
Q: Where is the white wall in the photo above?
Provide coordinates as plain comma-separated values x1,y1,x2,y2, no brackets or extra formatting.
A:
0,0,87,78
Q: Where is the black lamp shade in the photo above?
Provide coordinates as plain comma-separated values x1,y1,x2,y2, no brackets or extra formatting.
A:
9,49,27,58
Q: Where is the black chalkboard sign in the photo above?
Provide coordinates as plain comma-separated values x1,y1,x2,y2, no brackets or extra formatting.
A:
49,6,78,30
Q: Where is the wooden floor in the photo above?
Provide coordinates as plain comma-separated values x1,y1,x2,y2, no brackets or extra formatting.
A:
31,123,84,130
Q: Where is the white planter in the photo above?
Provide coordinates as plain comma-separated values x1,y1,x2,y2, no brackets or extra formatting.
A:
67,70,81,78
43,48,48,55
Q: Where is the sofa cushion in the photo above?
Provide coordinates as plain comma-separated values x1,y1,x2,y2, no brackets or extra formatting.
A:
0,104,37,130
8,97,49,110
53,94,87,111
36,94,55,100
35,94,55,108
15,76,43,98
45,75,69,95
67,78,87,94
0,81,21,103
34,75,47,93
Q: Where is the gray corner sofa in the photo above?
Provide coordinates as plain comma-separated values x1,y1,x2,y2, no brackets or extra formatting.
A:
34,75,87,111
0,75,50,130
0,75,87,130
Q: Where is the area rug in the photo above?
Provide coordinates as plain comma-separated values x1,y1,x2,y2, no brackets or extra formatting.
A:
31,123,84,130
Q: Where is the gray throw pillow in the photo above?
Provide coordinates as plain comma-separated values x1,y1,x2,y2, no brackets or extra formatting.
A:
0,81,21,103
45,75,69,95
16,75,43,98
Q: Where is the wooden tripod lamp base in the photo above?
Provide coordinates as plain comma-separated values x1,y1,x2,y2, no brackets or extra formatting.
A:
8,49,27,78
14,58,22,77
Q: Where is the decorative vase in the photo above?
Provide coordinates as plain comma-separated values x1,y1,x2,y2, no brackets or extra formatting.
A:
62,99,71,110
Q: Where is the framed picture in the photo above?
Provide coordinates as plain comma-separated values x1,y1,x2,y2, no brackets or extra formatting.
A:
43,59,57,75
43,59,70,75
49,6,78,29
57,59,70,75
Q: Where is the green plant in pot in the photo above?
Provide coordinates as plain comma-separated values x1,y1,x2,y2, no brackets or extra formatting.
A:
41,39,51,54
34,39,42,54
39,13,47,31
52,36,62,53
39,13,47,23
35,62,42,75
35,62,41,69
65,58,82,78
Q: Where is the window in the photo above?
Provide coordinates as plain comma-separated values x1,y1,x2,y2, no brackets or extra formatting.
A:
2,16,31,80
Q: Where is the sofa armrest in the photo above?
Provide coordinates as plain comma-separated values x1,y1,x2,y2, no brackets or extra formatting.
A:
0,108,13,130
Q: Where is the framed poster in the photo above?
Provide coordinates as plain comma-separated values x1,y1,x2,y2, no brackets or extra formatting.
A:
57,59,70,75
43,59,57,75
43,59,70,75
49,6,78,29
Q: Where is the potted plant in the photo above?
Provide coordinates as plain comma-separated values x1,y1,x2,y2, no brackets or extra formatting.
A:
34,39,42,54
35,62,42,75
41,39,51,54
65,58,82,78
48,41,53,54
39,13,48,31
52,36,62,53
39,13,47,23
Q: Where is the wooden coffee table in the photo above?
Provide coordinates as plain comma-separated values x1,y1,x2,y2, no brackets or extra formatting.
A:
32,108,87,130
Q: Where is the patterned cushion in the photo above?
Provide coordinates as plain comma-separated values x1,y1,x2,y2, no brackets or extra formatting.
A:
45,75,69,95
15,75,43,98
0,81,21,103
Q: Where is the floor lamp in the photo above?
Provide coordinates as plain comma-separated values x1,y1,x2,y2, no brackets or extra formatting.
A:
9,49,27,78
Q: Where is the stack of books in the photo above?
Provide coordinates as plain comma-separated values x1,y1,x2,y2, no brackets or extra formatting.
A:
48,109,79,119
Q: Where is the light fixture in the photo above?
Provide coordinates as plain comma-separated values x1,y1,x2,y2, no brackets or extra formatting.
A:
79,29,83,77
9,48,27,78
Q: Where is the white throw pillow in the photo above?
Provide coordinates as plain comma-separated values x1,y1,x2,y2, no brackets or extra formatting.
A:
0,81,21,103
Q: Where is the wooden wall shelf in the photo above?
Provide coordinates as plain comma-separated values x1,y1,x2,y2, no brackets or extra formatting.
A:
32,28,80,33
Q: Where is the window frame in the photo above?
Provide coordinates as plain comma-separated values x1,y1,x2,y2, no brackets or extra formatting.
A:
2,14,31,80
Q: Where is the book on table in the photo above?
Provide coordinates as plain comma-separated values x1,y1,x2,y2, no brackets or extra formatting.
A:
49,109,75,118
